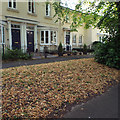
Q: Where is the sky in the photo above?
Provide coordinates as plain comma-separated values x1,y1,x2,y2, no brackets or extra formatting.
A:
61,0,79,10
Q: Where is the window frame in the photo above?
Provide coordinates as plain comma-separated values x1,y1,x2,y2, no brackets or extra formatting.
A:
72,34,76,44
40,30,57,45
45,3,51,16
8,0,17,9
28,0,35,14
99,36,103,42
79,35,82,44
66,14,70,23
0,25,5,44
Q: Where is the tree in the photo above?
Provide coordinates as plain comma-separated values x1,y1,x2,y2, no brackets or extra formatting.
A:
52,1,120,69
58,42,63,56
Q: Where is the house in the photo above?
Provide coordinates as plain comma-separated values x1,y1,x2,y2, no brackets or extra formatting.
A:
0,1,104,54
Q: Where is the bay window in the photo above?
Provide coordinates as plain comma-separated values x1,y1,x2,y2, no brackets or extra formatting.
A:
41,31,44,43
50,31,53,43
0,26,5,44
40,30,57,45
79,35,82,44
45,31,49,43
72,34,76,44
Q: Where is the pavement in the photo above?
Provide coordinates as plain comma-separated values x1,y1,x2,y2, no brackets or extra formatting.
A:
2,55,93,69
63,83,120,118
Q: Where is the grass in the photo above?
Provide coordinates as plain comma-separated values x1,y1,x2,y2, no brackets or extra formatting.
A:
1,58,120,118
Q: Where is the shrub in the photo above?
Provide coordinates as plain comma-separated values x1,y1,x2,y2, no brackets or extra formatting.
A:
72,50,78,55
2,48,32,60
94,41,120,69
58,42,63,56
83,44,87,54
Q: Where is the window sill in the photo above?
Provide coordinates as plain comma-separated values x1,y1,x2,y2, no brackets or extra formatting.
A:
44,16,52,20
28,12,37,16
7,8,19,13
40,43,57,45
72,43,77,45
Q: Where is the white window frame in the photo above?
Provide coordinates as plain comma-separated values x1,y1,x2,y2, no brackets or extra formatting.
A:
99,36,103,42
66,15,70,23
72,34,76,45
28,0,35,13
0,25,5,44
40,30,57,45
8,0,17,9
53,31,57,45
79,35,82,45
45,3,51,16
40,31,44,44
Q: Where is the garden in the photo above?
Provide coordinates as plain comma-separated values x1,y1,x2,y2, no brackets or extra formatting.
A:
1,58,119,118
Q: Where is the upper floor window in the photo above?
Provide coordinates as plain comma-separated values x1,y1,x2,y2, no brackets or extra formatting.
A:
28,0,35,13
79,35,82,44
66,15,70,23
46,3,51,16
72,34,76,44
8,0,16,9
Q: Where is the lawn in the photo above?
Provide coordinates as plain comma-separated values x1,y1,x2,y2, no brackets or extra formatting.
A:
1,58,120,118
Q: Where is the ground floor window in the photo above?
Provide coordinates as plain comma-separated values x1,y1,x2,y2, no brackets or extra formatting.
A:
72,34,76,44
99,36,103,42
40,30,57,45
79,35,82,44
0,25,5,44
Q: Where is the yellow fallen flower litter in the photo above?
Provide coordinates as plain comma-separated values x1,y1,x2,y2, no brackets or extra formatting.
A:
1,58,120,118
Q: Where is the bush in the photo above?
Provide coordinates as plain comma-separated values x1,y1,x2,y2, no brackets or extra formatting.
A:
72,50,78,55
72,48,83,52
83,44,87,54
2,48,32,60
94,42,120,69
48,50,58,54
58,42,63,56
92,41,102,50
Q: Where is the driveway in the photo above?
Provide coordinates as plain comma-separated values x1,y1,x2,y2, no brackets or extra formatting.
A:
63,83,120,118
2,55,93,69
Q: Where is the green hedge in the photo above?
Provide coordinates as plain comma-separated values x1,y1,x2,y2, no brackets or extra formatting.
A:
94,42,120,69
2,48,32,60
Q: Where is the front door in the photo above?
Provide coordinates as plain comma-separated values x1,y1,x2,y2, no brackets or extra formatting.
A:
12,29,21,50
66,31,70,51
27,31,34,52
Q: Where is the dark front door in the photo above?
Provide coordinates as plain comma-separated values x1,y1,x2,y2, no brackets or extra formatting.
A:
66,33,70,51
66,35,70,44
27,31,34,52
12,29,21,50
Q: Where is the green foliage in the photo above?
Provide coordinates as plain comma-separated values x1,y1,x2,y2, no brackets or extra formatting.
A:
72,50,78,55
53,1,120,69
58,42,63,56
2,48,32,60
94,42,120,69
83,44,87,54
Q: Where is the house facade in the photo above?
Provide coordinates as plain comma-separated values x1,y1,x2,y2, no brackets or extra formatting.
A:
0,1,103,53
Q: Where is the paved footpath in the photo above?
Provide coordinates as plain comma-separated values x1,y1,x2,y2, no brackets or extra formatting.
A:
64,83,120,118
2,55,93,69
